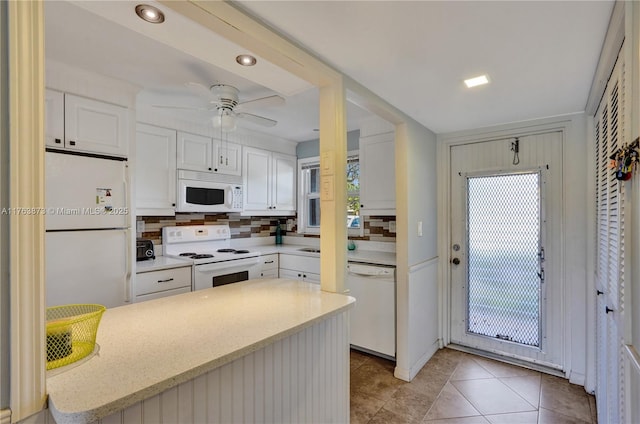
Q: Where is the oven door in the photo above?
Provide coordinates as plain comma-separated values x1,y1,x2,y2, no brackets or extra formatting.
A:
194,256,261,291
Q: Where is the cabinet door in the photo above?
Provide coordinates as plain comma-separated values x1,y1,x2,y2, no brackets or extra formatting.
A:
360,132,396,214
279,269,303,281
302,272,321,285
177,131,212,172
64,93,128,157
212,139,242,175
260,269,279,279
272,153,296,213
135,124,176,215
45,89,64,148
243,146,272,211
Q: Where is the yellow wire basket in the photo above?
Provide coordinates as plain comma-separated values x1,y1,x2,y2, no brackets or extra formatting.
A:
46,304,106,370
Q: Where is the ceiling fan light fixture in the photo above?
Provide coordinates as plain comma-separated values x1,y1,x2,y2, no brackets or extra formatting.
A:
236,54,257,67
135,4,165,24
213,109,237,132
464,74,490,88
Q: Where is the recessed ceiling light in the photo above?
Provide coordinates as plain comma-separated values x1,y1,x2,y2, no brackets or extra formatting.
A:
135,4,165,24
464,75,490,88
236,54,257,66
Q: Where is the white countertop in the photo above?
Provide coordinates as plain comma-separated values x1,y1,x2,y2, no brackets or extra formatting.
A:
46,279,354,424
135,256,192,273
257,244,396,267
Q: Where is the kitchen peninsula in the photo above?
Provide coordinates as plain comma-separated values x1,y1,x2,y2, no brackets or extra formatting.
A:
46,279,354,424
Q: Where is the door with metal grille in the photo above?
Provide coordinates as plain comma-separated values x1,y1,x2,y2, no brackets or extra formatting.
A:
450,132,563,368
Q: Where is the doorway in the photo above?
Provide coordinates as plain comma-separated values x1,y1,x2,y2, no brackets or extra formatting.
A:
449,131,564,368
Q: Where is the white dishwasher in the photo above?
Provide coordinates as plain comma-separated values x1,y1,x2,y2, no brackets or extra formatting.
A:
347,262,396,359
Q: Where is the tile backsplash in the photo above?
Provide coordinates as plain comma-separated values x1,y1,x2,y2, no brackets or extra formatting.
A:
137,213,396,246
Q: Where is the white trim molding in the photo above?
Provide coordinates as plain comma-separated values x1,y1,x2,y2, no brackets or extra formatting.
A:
8,1,47,421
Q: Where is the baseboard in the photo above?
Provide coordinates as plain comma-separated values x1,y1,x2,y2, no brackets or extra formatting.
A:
1,409,11,424
394,340,439,382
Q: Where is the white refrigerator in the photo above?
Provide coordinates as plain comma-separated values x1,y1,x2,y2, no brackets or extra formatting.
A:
45,151,131,308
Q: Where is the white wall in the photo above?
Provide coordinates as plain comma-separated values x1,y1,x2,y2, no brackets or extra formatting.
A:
394,118,439,381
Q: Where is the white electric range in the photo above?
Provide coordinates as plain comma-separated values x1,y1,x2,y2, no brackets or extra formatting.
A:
163,225,262,291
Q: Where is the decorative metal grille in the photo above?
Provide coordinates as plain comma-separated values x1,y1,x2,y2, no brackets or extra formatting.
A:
466,172,541,347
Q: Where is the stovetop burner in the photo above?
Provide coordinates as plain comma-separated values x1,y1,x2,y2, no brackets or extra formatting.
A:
234,250,250,254
191,254,215,259
179,252,198,257
217,248,236,253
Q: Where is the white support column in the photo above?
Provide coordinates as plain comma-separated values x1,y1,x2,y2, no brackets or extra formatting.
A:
8,0,46,420
319,81,348,294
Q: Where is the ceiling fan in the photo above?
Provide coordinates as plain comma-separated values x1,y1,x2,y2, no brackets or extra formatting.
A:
154,83,285,132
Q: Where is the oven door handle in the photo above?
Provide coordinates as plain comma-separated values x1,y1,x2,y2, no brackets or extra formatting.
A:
194,257,261,273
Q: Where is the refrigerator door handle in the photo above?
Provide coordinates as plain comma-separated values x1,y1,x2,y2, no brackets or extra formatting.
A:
124,228,132,303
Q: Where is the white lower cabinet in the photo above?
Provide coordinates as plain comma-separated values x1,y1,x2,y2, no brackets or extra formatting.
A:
279,254,320,284
135,266,191,302
259,254,279,278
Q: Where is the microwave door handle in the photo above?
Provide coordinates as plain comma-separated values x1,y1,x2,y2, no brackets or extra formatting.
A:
226,186,233,208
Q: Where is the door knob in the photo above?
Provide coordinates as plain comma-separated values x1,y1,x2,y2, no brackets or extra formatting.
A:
451,258,460,265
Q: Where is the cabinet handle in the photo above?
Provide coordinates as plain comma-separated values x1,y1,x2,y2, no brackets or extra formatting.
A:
303,274,307,278
69,140,76,146
172,203,176,207
214,169,218,172
360,204,364,208
157,278,174,283
597,290,604,295
54,138,61,144
606,306,614,314
265,260,274,264
208,167,212,171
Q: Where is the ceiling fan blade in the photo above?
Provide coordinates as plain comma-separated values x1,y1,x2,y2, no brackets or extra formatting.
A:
236,112,277,127
185,82,217,101
237,95,285,111
152,104,211,112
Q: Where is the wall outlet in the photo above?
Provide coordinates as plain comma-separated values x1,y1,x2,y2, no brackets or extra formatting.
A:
417,221,423,237
389,221,396,233
136,220,145,233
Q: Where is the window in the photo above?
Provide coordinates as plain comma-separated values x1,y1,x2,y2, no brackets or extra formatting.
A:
298,153,361,235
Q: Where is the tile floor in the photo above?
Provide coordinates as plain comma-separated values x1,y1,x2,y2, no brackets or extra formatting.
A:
350,348,597,424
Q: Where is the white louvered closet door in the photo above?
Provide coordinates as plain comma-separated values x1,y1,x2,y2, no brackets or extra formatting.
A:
594,48,626,424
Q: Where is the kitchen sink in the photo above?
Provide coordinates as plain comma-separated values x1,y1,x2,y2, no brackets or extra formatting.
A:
298,247,321,253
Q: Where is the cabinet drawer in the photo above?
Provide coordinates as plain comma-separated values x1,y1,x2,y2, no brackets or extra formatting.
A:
136,267,191,296
134,286,191,303
261,254,279,270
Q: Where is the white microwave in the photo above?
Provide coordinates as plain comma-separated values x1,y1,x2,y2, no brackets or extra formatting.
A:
177,170,243,213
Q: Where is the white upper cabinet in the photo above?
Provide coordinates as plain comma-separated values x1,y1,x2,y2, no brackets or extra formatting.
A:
242,146,296,215
45,89,64,147
360,131,396,215
212,139,242,176
63,93,128,157
135,123,177,216
177,131,241,176
46,89,128,157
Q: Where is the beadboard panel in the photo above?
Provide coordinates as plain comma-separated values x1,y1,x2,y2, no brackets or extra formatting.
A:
73,311,349,424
